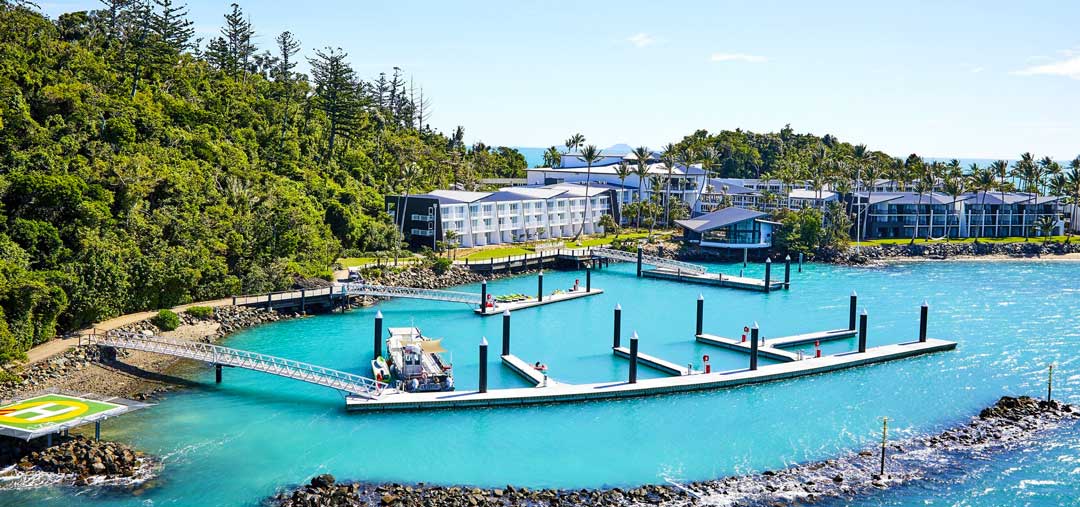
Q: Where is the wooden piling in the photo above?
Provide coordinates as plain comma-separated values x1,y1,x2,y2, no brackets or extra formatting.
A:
750,323,760,371
502,309,511,356
374,310,383,360
695,295,704,336
764,257,772,293
537,270,544,302
919,301,928,343
784,255,791,289
613,304,622,349
629,332,639,383
849,291,858,330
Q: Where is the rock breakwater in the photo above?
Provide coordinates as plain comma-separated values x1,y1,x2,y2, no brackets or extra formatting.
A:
267,396,1076,507
0,435,156,489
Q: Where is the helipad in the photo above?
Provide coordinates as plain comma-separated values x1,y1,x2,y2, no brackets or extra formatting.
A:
0,392,149,440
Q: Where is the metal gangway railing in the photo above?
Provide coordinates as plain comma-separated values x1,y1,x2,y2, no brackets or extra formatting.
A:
590,247,707,274
90,332,387,399
340,283,481,305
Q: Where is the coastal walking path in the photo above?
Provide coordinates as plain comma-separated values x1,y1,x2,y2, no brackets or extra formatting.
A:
21,298,233,366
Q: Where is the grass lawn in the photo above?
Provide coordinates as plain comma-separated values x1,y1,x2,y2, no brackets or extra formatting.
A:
862,235,1072,246
563,231,672,248
462,246,533,261
338,256,423,267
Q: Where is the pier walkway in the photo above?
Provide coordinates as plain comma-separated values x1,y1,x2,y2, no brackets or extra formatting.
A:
345,338,956,411
477,289,603,315
696,327,856,362
590,247,706,274
642,267,785,292
613,346,699,375
90,332,386,399
341,283,480,305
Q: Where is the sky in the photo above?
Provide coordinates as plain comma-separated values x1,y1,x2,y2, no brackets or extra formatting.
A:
40,0,1080,160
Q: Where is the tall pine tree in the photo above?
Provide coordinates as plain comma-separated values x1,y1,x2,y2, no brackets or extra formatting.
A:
309,47,361,161
151,0,194,53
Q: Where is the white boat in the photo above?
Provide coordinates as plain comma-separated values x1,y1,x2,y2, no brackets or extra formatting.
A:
384,327,454,392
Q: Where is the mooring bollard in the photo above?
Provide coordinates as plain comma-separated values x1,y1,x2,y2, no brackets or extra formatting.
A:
919,300,928,342
629,331,639,383
586,264,592,292
479,337,488,393
502,309,511,356
480,280,488,313
215,364,222,383
1048,364,1054,403
858,310,868,353
784,255,791,289
764,257,772,293
750,323,760,370
537,270,544,302
849,291,858,331
613,304,622,349
880,417,888,477
374,310,383,359
695,294,704,336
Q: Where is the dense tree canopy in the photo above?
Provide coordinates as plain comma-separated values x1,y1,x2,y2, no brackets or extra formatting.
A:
0,2,525,361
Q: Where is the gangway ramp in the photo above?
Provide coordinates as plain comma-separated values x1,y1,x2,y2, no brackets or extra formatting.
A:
501,354,558,387
91,332,386,399
590,248,707,275
341,283,480,305
613,347,700,375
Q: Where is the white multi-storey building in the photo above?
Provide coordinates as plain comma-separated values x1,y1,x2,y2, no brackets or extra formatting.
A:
387,183,617,249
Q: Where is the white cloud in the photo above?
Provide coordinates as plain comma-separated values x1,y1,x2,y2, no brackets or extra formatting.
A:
710,53,767,63
1012,56,1080,80
627,33,655,48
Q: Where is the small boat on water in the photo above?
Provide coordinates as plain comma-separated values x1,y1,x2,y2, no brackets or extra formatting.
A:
377,327,454,392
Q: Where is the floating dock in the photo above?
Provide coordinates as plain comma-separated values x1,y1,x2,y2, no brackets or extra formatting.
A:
696,334,802,362
476,289,603,315
501,354,558,386
613,346,698,375
345,338,956,411
642,267,785,292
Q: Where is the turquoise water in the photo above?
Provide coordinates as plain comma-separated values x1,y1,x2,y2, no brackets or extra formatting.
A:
4,260,1080,506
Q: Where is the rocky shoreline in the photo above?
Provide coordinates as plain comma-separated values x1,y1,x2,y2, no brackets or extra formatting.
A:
818,240,1080,264
268,396,1076,507
0,435,155,489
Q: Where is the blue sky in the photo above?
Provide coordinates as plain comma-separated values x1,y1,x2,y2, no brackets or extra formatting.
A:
41,1,1080,159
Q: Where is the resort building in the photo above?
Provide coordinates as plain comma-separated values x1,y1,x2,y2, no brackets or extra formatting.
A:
857,191,1065,240
386,183,619,249
675,207,777,250
700,179,839,213
525,146,707,212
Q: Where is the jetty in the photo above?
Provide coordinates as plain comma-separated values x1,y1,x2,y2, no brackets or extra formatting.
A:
591,247,788,293
613,346,698,375
344,338,955,411
501,354,557,386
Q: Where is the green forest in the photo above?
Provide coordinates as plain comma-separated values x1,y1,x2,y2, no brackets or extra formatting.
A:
0,1,525,361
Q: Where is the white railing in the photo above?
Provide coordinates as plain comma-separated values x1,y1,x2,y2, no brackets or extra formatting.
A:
233,287,334,306
91,332,386,399
590,247,707,274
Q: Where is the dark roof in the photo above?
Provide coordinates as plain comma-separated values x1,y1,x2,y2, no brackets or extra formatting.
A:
675,207,768,233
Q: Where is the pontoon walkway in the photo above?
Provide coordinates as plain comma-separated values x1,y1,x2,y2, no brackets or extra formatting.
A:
501,354,558,386
613,347,699,375
345,338,956,410
476,289,603,315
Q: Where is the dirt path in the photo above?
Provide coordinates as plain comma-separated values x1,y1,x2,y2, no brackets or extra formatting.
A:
23,298,233,366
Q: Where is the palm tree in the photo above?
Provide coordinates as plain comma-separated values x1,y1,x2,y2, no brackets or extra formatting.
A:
1012,153,1042,241
1036,215,1057,242
695,146,718,214
1066,158,1080,240
614,160,632,221
910,164,935,244
969,165,996,241
574,144,602,240
631,146,652,227
942,168,966,240
989,159,1009,237
542,146,562,168
676,146,697,216
860,160,882,240
660,143,677,226
565,133,585,156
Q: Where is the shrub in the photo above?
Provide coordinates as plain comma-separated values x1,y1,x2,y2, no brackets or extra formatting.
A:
184,305,214,320
152,309,181,331
431,257,452,275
